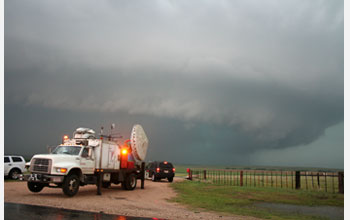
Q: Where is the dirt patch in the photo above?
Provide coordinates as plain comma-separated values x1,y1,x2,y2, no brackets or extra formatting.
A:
5,178,260,220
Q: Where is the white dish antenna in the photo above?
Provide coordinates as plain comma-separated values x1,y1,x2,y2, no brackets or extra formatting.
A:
130,124,149,162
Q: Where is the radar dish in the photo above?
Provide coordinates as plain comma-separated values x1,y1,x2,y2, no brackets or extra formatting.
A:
130,124,149,161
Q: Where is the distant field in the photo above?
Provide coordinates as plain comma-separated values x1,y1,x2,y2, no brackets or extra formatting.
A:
173,164,343,172
170,181,344,220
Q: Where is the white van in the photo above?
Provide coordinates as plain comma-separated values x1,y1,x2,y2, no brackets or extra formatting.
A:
4,155,26,179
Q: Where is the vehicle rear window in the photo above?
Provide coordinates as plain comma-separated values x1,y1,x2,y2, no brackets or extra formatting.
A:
11,157,23,162
160,163,173,169
4,157,10,163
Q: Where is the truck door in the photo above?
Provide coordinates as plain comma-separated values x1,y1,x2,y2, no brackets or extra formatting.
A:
80,147,95,174
4,156,11,175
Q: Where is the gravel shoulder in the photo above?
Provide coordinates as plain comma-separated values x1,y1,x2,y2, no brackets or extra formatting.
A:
4,178,259,220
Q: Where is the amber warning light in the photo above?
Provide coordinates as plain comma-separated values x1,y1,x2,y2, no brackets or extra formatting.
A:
121,149,128,155
62,135,69,143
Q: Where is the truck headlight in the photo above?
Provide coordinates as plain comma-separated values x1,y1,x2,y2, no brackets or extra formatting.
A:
56,168,67,173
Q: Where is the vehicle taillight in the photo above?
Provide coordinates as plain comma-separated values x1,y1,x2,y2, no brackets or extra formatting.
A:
156,167,160,173
173,168,175,172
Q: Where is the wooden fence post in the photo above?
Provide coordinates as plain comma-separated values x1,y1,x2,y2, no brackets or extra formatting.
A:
240,171,243,186
189,169,192,181
338,172,344,194
305,172,308,190
280,171,283,188
295,171,301,189
204,170,207,180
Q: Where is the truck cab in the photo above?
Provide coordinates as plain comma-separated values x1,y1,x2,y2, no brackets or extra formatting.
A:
27,143,96,196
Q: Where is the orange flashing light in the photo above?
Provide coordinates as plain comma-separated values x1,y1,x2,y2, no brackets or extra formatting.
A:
164,161,168,164
63,135,69,140
122,149,128,155
60,168,67,173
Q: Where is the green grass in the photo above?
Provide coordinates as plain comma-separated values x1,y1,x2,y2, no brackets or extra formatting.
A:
170,181,343,220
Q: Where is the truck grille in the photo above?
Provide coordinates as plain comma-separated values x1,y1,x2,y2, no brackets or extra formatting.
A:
31,158,52,173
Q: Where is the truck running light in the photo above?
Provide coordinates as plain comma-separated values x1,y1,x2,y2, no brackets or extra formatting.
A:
156,167,160,173
164,161,168,164
58,168,67,173
173,168,176,172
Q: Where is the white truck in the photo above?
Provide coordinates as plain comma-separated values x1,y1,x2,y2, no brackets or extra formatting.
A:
21,125,149,197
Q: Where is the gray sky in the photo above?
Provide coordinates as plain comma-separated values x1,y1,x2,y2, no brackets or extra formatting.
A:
5,0,344,168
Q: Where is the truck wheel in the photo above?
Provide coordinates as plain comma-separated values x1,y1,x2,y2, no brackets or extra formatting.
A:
151,174,157,182
27,182,44,193
9,168,22,180
102,182,111,188
167,177,173,182
124,173,137,190
62,174,80,197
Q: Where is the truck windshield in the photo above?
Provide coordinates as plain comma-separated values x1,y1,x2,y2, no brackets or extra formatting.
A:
52,146,82,155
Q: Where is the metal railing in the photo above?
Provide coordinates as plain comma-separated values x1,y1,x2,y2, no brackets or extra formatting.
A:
187,169,344,194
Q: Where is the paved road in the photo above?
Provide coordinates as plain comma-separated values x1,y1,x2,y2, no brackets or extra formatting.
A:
5,202,160,220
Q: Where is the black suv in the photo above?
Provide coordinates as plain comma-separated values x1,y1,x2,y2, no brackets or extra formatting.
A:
146,161,175,182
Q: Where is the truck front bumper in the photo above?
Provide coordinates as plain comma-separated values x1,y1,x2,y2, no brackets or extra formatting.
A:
19,173,64,183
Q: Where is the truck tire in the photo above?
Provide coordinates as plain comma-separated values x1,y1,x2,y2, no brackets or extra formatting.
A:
124,173,137,190
9,168,22,180
151,173,157,182
167,177,173,182
62,174,80,197
102,182,111,188
27,182,44,193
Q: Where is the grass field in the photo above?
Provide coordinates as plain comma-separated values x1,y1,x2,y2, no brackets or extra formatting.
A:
170,181,343,220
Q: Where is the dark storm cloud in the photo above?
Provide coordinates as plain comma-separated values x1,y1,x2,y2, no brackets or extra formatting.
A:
5,0,343,165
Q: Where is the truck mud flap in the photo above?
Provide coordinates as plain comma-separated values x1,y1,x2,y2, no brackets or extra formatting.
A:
84,175,97,184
